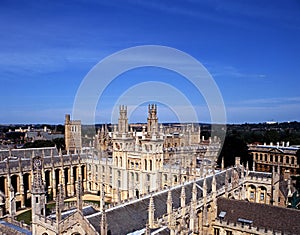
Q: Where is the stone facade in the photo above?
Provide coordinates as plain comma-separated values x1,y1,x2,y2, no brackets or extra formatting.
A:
249,142,300,178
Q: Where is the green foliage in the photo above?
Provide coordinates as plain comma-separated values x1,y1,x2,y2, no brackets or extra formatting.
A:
218,133,251,168
56,124,64,133
23,140,55,148
226,121,300,145
52,138,65,150
22,138,65,150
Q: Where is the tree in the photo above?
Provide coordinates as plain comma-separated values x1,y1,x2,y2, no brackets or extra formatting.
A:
23,140,54,148
52,138,65,150
218,133,250,168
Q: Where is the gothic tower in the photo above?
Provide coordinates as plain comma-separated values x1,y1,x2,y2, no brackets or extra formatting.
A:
65,114,82,153
147,104,158,136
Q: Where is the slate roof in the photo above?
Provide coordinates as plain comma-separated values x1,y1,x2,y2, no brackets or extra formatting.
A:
0,147,58,161
49,206,98,220
0,220,32,235
217,197,300,234
248,171,272,178
87,169,233,234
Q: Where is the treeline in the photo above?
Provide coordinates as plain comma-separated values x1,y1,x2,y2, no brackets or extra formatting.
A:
217,122,300,168
23,138,65,150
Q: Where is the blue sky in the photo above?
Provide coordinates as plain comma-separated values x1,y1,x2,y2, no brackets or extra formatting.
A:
0,0,300,124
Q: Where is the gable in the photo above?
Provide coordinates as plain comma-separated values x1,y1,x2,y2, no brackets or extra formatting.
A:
268,148,284,154
60,210,98,235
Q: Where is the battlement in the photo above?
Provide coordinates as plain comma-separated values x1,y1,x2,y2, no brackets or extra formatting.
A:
214,219,285,235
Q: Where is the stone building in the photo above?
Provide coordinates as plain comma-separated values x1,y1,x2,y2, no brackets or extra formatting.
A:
0,105,299,234
249,142,300,178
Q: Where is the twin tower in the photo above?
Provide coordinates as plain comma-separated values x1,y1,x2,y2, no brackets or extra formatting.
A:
118,104,159,135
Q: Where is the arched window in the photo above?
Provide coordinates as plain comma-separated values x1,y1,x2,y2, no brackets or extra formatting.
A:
286,156,289,164
291,157,295,165
259,186,267,202
149,160,153,171
173,175,178,183
144,159,147,171
131,172,134,181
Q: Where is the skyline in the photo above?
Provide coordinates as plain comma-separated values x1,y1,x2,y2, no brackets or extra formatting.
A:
1,0,300,124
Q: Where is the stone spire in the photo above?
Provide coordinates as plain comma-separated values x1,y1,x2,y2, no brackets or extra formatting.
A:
167,189,172,225
31,155,47,235
148,195,155,228
202,176,208,226
221,157,224,170
180,185,186,208
224,169,229,198
56,184,64,223
77,177,83,211
190,181,198,232
99,181,105,213
192,181,197,203
100,209,107,235
212,170,216,196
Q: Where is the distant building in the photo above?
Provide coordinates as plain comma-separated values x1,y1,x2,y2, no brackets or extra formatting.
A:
249,142,300,178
